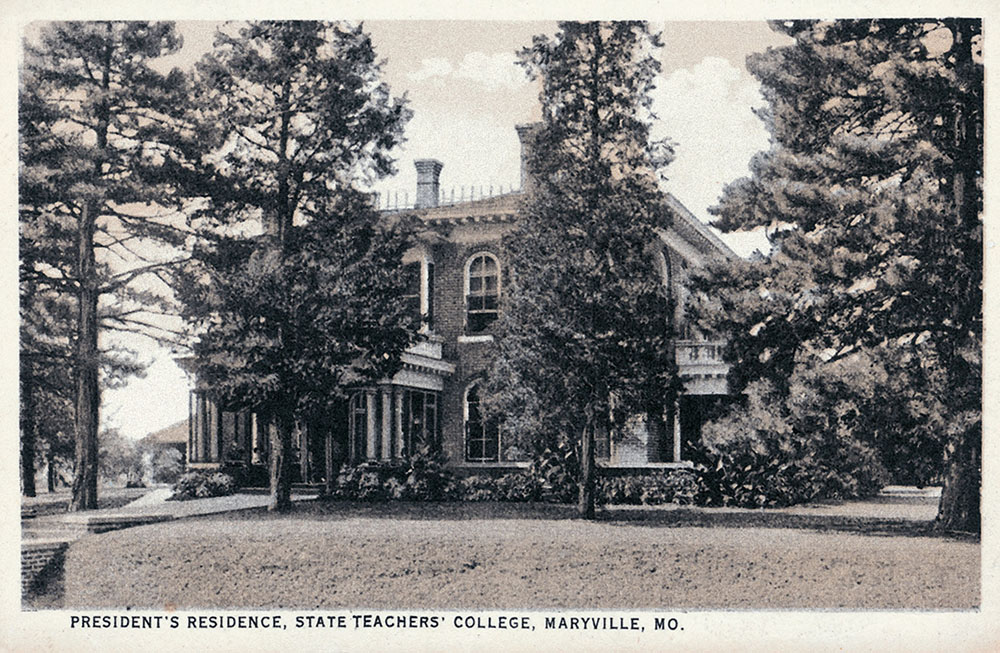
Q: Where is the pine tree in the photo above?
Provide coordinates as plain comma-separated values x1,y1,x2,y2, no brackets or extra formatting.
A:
178,21,414,511
485,22,679,518
696,20,981,532
20,22,197,510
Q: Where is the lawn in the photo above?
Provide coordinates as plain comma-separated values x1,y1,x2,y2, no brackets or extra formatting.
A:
21,487,150,518
58,500,979,610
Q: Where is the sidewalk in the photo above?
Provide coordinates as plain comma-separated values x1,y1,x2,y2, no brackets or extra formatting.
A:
22,490,317,542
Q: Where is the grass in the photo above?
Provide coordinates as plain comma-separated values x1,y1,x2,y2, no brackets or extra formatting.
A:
51,499,979,611
21,487,150,518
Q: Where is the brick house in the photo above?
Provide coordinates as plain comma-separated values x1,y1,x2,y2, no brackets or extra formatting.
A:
185,124,735,482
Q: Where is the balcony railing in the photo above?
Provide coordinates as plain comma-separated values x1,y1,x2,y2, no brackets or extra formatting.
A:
675,340,726,367
676,340,729,395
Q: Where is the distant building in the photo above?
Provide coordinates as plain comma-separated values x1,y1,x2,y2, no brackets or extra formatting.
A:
140,419,188,463
185,124,735,483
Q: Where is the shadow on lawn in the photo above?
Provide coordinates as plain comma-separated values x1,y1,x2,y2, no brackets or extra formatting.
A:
202,499,977,542
597,508,976,542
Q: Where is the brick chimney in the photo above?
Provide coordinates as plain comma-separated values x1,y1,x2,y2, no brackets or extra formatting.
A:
515,122,541,193
414,159,443,209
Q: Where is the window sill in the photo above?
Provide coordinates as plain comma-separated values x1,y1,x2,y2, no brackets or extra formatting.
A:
597,461,694,470
457,334,494,344
455,461,531,469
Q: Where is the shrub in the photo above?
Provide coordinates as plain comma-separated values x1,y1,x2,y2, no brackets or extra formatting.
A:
459,475,499,502
494,473,543,502
689,379,891,509
597,470,702,506
529,444,578,503
148,447,184,484
169,471,236,501
329,447,457,501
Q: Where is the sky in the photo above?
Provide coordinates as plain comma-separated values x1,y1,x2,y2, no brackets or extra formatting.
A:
97,20,793,440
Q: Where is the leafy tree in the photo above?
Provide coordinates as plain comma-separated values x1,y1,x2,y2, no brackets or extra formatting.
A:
20,22,197,510
178,21,413,511
98,428,145,486
485,21,679,519
691,20,981,532
145,445,184,484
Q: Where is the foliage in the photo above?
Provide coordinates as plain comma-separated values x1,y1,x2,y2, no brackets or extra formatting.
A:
528,444,579,503
176,21,413,512
181,195,418,417
458,476,501,502
596,470,700,506
98,428,146,487
331,447,457,502
147,447,185,485
493,473,544,502
687,379,889,508
169,471,237,501
485,21,680,519
20,21,199,510
690,20,981,531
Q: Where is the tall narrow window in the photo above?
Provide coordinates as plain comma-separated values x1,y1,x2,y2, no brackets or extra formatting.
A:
402,389,438,456
425,262,434,329
348,393,367,461
464,384,499,462
402,261,421,322
465,253,500,333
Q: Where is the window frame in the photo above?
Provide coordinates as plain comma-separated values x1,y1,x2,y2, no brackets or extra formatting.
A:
348,392,368,462
463,382,501,463
464,251,501,334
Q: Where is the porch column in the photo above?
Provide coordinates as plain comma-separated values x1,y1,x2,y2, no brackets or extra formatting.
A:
299,423,309,481
188,392,195,463
242,413,253,468
366,392,377,460
395,389,405,458
324,427,334,495
672,400,682,463
381,388,393,459
200,395,210,462
216,405,224,462
250,413,261,464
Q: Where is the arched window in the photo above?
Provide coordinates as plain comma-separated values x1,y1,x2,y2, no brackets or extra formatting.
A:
465,252,500,333
464,383,499,462
658,248,689,339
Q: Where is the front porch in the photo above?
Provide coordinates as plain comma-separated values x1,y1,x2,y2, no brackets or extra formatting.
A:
185,338,456,484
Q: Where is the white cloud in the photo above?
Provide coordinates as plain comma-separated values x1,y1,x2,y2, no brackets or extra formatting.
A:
649,56,772,255
407,52,528,91
407,57,453,82
454,52,527,91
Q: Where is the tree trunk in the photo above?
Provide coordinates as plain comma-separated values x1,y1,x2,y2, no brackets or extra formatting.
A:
932,20,981,536
268,410,295,512
70,202,100,512
935,424,980,533
578,410,596,519
20,366,37,497
47,449,56,493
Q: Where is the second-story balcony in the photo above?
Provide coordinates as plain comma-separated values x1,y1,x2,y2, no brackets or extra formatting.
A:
676,340,729,395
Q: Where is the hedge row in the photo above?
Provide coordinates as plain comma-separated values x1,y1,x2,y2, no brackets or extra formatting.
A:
327,451,702,506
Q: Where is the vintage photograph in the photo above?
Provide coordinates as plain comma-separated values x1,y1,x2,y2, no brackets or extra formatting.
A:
17,15,981,622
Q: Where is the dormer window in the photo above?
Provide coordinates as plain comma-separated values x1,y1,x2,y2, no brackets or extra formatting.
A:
465,252,500,333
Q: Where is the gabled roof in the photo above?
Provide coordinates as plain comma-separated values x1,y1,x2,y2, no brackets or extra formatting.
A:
664,193,738,261
140,419,188,446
